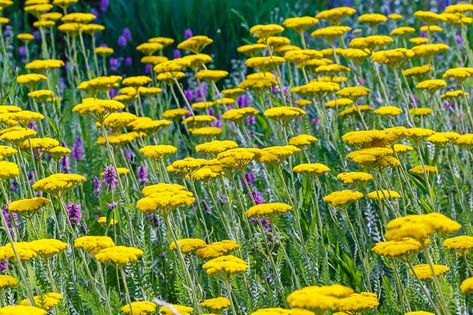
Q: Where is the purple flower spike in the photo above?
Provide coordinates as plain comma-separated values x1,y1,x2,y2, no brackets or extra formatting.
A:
72,137,84,161
103,165,118,191
93,176,102,197
100,0,109,12
184,28,193,39
66,202,81,225
137,164,148,184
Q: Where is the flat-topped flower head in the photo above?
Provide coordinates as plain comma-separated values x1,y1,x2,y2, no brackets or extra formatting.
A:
251,308,314,315
159,305,193,315
410,264,449,280
195,140,238,155
177,35,213,53
358,13,388,24
311,26,351,42
136,42,163,55
337,172,373,185
121,301,157,315
415,79,446,92
20,292,63,310
0,305,47,315
372,239,422,257
0,275,18,289
443,235,473,256
139,145,177,159
200,297,231,311
0,242,37,261
367,190,401,200
25,59,64,71
202,255,248,277
95,246,144,265
409,165,438,175
323,190,363,207
461,277,473,294
316,7,356,24
293,163,330,176
32,173,85,194
287,284,354,312
0,161,20,179
196,240,239,259
249,24,284,39
264,106,305,123
283,16,318,33
245,202,292,218
74,236,115,255
336,292,379,313
136,186,195,215
169,238,207,254
8,197,50,215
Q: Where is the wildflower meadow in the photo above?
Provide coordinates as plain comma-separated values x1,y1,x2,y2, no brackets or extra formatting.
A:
1,0,473,314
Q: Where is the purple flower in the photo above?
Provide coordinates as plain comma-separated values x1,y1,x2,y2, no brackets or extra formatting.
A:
103,165,118,190
18,46,27,57
0,259,9,272
173,49,182,59
443,102,454,110
250,217,272,232
2,204,19,237
123,148,133,162
92,176,102,197
184,88,194,102
9,179,17,192
125,57,133,66
27,171,35,184
144,64,152,74
100,0,109,12
90,8,99,18
184,28,193,39
27,121,38,131
252,190,264,204
60,155,70,173
71,137,84,161
137,164,148,184
456,34,463,46
109,88,118,98
109,57,120,71
243,172,255,187
311,117,320,125
237,94,249,107
118,35,127,47
107,201,118,210
66,202,81,225
146,214,161,226
123,28,132,41
247,115,256,125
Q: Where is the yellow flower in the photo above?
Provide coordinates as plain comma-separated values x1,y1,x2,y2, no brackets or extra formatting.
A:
61,12,96,23
237,43,267,55
0,242,37,261
337,172,373,184
0,275,18,289
455,134,473,146
288,134,318,146
200,297,231,311
412,43,449,57
8,197,50,215
190,127,222,137
251,308,314,315
25,59,64,71
177,35,213,53
349,35,393,49
16,73,47,86
460,277,473,294
443,67,473,82
249,24,284,39
97,216,118,226
0,146,17,160
73,98,125,119
339,105,373,117
245,202,292,218
264,106,305,122
196,240,239,259
310,26,351,42
0,305,47,315
409,165,438,175
409,37,429,45
410,264,449,280
136,187,195,214
96,132,141,145
441,90,468,99
367,190,400,200
136,42,163,55
414,10,446,24
79,76,122,91
222,107,259,122
409,108,433,116
159,305,193,315
195,70,228,82
20,293,63,310
336,86,370,99
371,49,414,66
283,16,318,32
128,117,171,133
95,47,114,55
202,255,248,276
358,13,387,24
19,137,59,151
32,173,85,194
258,145,301,164
402,64,432,77
324,98,353,108
0,161,20,179
139,145,177,159
374,106,403,116
415,79,447,92
95,246,144,265
391,26,415,36
246,56,286,69
445,3,473,13
195,140,238,155
372,239,422,257
121,301,157,315
287,284,354,312
443,235,473,256
315,7,356,24
293,163,330,175
169,238,207,254
323,190,363,207
74,236,115,255
336,292,379,313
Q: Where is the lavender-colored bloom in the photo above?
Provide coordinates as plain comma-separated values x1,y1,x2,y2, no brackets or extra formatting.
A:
250,217,271,232
124,148,134,162
311,117,320,125
33,31,40,40
109,57,120,71
90,8,99,18
184,28,193,39
252,190,264,204
103,165,118,190
107,201,118,210
146,214,161,226
137,164,148,184
123,28,132,41
237,94,249,107
2,204,19,236
144,64,152,74
443,102,454,110
92,176,102,197
212,116,222,128
60,155,70,173
27,121,38,131
66,202,81,225
247,115,256,125
125,57,133,66
455,34,463,46
243,172,255,187
3,25,13,37
9,179,16,192
173,49,182,59
71,137,84,161
0,259,9,272
27,171,35,184
184,88,194,102
100,0,109,12
18,46,27,57
109,88,118,98
118,35,127,47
